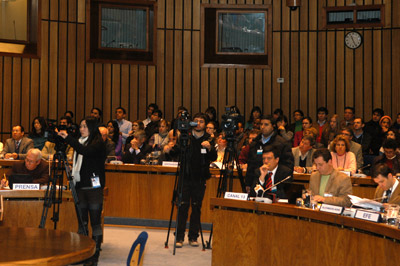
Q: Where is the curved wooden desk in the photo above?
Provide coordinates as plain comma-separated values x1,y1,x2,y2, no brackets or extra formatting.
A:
210,198,400,266
0,160,377,225
0,190,78,232
0,227,95,265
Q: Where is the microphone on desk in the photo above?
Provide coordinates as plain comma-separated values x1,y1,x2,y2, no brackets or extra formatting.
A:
357,164,371,173
254,176,291,203
352,164,371,185
263,175,292,194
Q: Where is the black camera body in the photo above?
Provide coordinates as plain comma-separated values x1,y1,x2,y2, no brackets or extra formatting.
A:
221,107,241,141
177,111,198,141
45,119,73,153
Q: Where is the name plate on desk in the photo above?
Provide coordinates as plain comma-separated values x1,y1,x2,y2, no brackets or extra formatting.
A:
319,204,343,214
162,161,178,167
13,184,40,190
224,192,248,201
355,210,381,223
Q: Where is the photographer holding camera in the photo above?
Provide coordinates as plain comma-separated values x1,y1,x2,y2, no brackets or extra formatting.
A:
172,112,217,247
58,117,106,266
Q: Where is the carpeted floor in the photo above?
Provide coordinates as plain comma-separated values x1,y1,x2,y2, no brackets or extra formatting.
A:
93,226,212,266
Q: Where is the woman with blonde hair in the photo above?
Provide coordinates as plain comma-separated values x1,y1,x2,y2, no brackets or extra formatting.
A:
321,114,340,147
329,135,357,175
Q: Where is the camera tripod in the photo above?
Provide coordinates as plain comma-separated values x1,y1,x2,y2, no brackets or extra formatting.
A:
39,150,87,236
164,132,207,254
205,137,246,249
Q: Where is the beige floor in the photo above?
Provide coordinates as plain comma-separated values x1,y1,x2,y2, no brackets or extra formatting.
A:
96,226,212,266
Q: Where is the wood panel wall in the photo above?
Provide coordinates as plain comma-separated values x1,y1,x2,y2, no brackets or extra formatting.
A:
0,0,399,141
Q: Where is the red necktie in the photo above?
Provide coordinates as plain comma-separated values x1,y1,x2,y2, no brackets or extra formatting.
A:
265,172,273,191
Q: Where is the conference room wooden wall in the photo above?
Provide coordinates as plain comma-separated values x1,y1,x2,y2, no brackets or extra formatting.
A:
0,0,399,141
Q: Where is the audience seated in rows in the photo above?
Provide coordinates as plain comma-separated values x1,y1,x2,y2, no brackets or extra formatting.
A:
329,135,357,175
98,126,116,160
148,119,170,151
115,107,132,145
122,130,152,164
28,116,48,150
1,125,34,160
107,120,123,160
292,135,316,174
312,107,329,144
293,116,313,147
276,115,293,142
340,107,355,129
373,139,400,174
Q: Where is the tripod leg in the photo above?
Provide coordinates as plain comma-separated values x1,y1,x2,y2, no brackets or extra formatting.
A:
206,224,213,249
198,219,206,251
164,192,176,248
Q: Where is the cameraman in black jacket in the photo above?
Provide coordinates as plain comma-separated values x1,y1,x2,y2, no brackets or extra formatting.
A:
171,113,217,247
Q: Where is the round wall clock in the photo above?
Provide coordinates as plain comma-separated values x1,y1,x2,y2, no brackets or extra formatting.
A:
345,31,363,49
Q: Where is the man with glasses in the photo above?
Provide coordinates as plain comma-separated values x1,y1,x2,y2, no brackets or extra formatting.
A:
372,139,400,174
1,148,49,188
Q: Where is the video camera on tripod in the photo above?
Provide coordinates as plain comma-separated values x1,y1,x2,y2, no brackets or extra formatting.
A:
220,107,241,141
177,111,198,140
45,119,74,153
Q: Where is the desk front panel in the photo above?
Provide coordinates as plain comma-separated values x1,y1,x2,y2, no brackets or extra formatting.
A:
211,199,400,266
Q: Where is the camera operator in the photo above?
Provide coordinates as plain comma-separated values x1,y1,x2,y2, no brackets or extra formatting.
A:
173,113,217,247
58,117,106,266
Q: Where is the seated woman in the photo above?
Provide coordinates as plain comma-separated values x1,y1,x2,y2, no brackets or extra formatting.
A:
379,116,392,134
28,116,48,150
276,115,293,142
293,117,313,147
148,119,170,151
321,114,340,147
106,120,123,160
329,135,357,175
245,106,262,130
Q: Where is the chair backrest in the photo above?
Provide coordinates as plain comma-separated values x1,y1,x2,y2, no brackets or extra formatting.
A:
127,231,148,266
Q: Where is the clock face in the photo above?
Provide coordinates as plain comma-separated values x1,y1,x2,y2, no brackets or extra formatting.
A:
345,31,363,49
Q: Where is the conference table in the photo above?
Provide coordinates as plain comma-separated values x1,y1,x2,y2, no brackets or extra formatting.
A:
0,160,378,225
210,198,400,266
0,227,95,265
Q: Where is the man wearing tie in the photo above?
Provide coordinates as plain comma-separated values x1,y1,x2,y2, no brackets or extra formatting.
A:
1,125,34,160
250,146,292,199
372,163,400,204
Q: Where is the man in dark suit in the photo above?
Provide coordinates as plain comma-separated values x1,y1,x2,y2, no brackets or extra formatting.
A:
371,163,400,204
1,125,34,160
250,146,293,199
246,115,294,193
122,130,152,164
